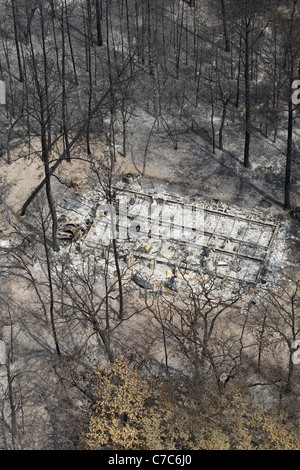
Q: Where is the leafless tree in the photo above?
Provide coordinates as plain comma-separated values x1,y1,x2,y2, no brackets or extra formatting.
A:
146,272,246,393
257,280,300,393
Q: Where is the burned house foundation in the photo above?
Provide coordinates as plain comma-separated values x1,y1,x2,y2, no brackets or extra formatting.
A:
56,177,279,294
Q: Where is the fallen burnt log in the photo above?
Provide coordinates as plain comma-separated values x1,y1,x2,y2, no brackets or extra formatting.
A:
132,274,153,290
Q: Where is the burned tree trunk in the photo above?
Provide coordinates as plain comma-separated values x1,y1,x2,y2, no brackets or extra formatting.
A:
220,0,230,52
244,17,251,168
95,0,103,46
